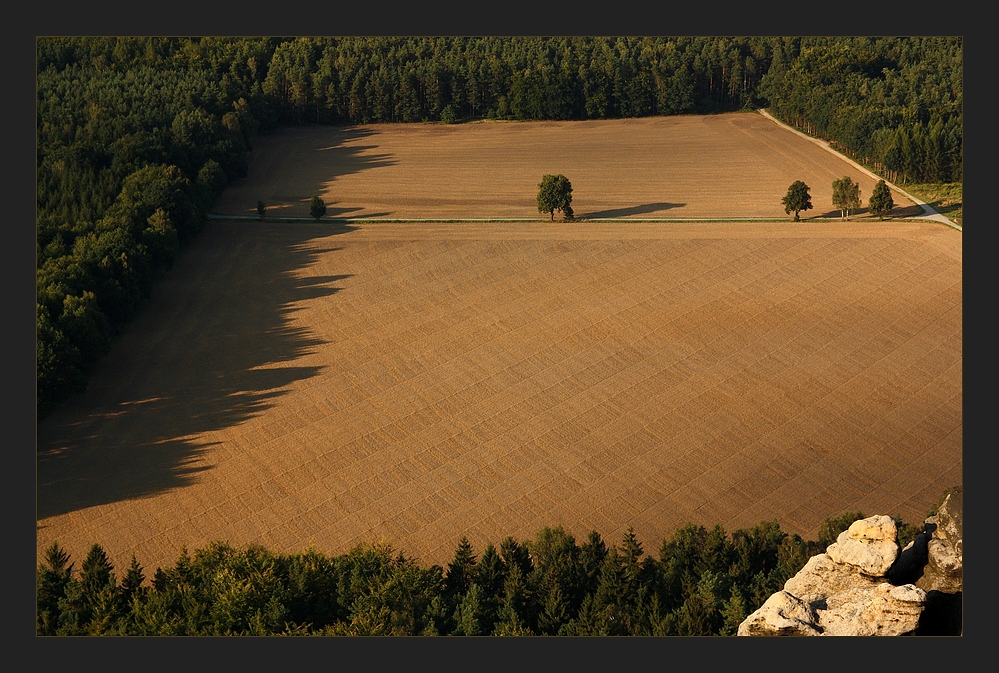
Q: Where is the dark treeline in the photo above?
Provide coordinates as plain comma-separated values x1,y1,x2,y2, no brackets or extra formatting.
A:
39,512,923,636
36,36,962,420
760,37,962,184
260,36,771,125
36,37,280,418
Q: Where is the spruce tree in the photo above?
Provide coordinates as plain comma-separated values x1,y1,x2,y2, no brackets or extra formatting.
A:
579,530,608,595
868,179,894,220
310,194,327,220
37,542,73,635
445,536,478,599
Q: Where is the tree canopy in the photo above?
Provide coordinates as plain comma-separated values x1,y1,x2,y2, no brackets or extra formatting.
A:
37,504,941,636
868,179,895,220
832,176,861,220
310,195,327,220
537,174,574,221
781,180,812,221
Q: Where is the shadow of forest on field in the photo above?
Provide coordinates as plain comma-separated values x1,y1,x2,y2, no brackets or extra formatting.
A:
219,125,396,218
36,221,358,519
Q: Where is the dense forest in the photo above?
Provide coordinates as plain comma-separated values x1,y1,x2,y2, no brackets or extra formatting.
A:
37,512,925,636
36,35,962,418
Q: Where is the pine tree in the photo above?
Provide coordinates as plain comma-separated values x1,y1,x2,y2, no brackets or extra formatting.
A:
720,588,748,635
37,542,73,635
79,543,118,626
868,180,894,220
310,194,326,220
492,562,533,635
579,530,607,596
473,543,506,631
444,536,478,599
536,583,571,635
452,583,485,635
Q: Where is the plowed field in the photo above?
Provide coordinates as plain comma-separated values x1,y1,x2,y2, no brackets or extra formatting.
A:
37,115,959,574
213,113,919,221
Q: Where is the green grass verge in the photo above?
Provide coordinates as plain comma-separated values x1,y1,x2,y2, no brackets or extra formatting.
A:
901,182,962,226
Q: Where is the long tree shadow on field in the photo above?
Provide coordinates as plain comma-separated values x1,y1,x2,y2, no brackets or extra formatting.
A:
579,203,685,219
814,203,927,220
36,221,359,519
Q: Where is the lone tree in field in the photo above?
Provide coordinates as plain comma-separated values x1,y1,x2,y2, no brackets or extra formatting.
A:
537,174,574,221
310,195,327,221
257,200,266,219
832,176,861,220
868,179,894,220
782,180,812,221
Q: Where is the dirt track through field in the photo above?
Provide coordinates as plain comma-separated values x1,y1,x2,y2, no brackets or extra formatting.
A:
37,214,961,573
213,113,918,221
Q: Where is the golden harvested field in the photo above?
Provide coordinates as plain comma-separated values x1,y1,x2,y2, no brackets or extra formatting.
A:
37,115,959,574
213,113,919,221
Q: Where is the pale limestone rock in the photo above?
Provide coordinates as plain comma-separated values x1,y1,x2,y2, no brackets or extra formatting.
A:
783,553,882,604
737,591,822,636
826,515,899,576
740,504,960,636
816,583,926,636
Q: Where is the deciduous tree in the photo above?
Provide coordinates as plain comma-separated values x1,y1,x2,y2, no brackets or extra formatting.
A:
781,180,812,221
832,176,861,220
537,174,574,221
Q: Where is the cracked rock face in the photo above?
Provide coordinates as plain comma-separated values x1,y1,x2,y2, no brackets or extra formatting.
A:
816,583,926,636
737,591,822,636
783,553,883,605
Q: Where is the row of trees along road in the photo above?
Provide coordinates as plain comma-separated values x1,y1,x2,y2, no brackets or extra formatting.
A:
782,178,895,222
37,510,930,636
37,36,959,420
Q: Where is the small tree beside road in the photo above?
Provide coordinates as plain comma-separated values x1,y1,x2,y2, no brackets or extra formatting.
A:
868,180,894,220
832,177,861,220
782,180,812,221
537,174,574,221
257,200,266,219
310,195,327,221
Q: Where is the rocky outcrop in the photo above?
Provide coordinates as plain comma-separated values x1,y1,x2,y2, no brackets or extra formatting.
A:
739,492,962,636
917,488,963,595
737,591,822,636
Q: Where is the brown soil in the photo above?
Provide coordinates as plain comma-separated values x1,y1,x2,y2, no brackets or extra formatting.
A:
213,113,918,221
37,115,957,574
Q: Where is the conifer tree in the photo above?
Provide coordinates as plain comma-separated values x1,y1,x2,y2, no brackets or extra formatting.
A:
452,583,485,635
579,530,608,596
492,562,533,635
310,194,326,220
37,542,73,635
868,179,894,220
444,536,478,599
